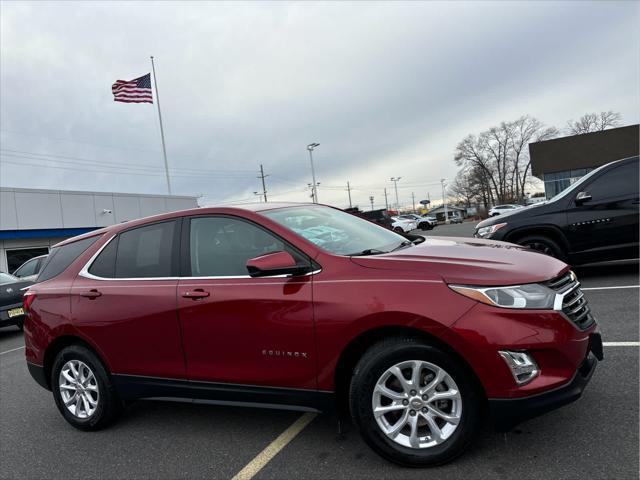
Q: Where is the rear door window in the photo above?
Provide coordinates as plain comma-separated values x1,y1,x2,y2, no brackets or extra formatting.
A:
37,236,101,282
14,257,39,277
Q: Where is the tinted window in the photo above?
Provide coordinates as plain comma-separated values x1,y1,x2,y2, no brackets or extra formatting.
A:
37,236,101,282
584,160,639,201
114,221,176,278
14,258,39,277
188,217,304,277
88,237,118,278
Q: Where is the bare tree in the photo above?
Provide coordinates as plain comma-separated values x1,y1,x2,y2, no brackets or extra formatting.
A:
454,116,557,206
449,168,482,207
509,116,558,202
566,111,622,135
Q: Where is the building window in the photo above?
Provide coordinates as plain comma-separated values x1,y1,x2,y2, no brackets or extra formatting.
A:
543,168,594,198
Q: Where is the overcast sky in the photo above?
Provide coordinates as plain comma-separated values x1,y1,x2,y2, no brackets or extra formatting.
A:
1,1,638,209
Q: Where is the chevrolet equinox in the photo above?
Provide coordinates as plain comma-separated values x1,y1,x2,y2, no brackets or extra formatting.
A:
23,203,603,466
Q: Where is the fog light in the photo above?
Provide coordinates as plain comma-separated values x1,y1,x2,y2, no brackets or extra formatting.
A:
499,351,539,385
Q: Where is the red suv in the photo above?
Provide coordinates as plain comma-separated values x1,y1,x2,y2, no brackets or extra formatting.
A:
23,203,602,466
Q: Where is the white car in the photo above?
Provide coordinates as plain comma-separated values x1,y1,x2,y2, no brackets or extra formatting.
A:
488,204,524,217
391,216,417,233
422,215,438,227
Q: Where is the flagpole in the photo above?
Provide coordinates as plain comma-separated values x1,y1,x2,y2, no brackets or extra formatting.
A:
150,55,172,195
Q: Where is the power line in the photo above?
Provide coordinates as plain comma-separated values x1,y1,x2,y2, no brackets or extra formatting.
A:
0,148,255,174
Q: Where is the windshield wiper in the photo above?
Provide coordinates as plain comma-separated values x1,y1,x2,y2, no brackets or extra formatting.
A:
350,248,388,256
389,240,413,252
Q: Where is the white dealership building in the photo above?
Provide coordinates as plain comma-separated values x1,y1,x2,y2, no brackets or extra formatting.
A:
0,187,198,273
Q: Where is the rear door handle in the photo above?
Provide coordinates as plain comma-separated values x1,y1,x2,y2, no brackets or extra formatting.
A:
181,289,210,299
80,289,102,299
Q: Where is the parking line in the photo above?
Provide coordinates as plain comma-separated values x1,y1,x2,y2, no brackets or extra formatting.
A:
582,285,639,291
603,342,639,347
231,412,317,480
0,346,25,356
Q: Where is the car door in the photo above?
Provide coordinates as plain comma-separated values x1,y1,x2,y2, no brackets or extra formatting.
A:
177,215,317,389
565,160,639,262
71,220,186,379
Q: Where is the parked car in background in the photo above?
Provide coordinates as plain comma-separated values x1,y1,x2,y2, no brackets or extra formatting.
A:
12,254,48,282
399,214,432,230
345,208,394,230
391,216,417,233
422,215,438,228
448,214,463,224
0,272,33,330
24,203,602,466
475,156,639,264
488,204,524,216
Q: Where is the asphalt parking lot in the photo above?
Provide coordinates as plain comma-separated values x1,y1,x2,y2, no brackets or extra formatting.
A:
1,222,638,480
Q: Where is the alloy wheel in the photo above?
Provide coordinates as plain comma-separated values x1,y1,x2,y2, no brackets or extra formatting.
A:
58,360,100,419
525,241,553,256
372,360,462,449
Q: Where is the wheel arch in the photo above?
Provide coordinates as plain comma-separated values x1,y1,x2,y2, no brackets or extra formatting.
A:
42,335,110,390
333,325,486,416
504,225,570,252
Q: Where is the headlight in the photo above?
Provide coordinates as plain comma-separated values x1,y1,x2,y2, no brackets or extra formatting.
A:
449,283,556,309
475,222,507,238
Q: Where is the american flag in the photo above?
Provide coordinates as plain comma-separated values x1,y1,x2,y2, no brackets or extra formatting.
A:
112,73,153,103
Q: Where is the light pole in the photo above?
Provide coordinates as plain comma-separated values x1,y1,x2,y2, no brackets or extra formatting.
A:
307,143,320,203
369,195,374,211
253,191,263,203
390,177,401,212
441,178,448,224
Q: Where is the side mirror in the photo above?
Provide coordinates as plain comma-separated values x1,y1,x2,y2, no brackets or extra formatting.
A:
246,251,302,278
575,191,592,205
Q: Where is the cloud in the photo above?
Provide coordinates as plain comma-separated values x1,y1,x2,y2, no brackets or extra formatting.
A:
1,1,638,209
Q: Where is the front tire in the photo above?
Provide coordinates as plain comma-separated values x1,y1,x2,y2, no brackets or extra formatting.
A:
51,345,122,431
349,338,482,467
517,234,566,261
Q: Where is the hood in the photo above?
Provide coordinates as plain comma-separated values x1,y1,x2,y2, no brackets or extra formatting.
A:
476,202,547,229
350,236,567,286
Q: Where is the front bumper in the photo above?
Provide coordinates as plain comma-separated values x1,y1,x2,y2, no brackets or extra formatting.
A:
489,332,601,431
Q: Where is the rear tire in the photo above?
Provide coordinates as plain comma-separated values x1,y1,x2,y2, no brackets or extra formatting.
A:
516,234,566,261
393,227,404,234
51,345,122,431
15,320,23,331
349,337,482,467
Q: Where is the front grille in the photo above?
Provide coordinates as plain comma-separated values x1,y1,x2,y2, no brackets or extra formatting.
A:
545,271,595,330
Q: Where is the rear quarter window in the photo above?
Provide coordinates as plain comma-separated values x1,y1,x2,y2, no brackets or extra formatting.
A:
37,235,101,282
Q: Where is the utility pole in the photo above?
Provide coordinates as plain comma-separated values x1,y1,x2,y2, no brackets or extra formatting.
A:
307,143,320,203
441,178,448,224
369,195,374,211
346,181,353,208
258,164,269,202
411,192,416,213
384,188,389,210
390,177,401,212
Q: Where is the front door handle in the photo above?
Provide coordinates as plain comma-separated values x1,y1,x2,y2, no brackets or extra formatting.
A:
181,289,210,299
80,289,102,299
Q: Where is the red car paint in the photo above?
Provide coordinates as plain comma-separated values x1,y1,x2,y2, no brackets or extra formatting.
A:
24,203,597,408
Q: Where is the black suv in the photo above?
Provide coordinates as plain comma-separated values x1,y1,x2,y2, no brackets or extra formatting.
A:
475,156,639,265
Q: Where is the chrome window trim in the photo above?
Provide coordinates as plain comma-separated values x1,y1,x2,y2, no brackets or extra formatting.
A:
79,233,321,281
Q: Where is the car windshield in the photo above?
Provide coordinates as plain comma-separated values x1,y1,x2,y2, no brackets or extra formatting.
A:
548,163,609,203
262,205,408,255
0,272,18,284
